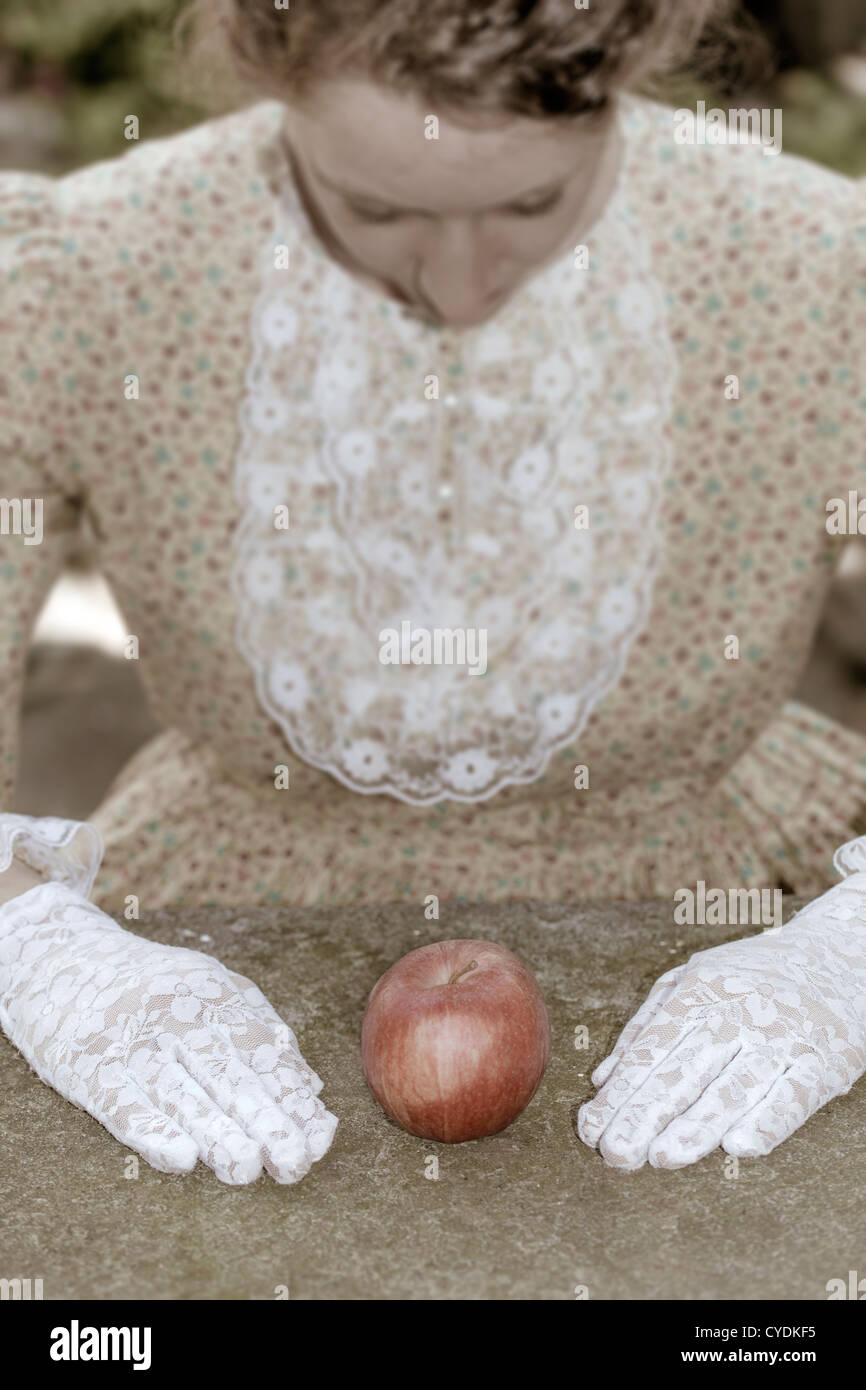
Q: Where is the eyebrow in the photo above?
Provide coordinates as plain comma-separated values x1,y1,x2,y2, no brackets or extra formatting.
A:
312,163,564,212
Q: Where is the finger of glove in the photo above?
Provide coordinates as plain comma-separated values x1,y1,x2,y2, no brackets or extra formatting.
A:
721,1051,839,1158
214,968,324,1095
590,972,686,1089
592,1025,742,1170
579,1002,718,1149
82,1076,199,1177
232,1042,337,1165
175,1037,327,1182
647,1050,783,1169
14,1041,200,1177
216,1023,337,1161
130,1054,264,1185
219,1002,324,1096
206,1019,334,1153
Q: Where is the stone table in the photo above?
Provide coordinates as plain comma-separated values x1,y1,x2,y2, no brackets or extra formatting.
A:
1,897,864,1300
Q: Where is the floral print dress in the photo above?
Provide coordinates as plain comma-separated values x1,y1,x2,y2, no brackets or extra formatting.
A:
1,95,865,912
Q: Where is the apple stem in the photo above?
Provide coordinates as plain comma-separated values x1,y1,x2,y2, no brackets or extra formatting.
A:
448,960,478,986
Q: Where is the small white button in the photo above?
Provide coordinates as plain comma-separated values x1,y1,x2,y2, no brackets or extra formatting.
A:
438,483,454,499
443,393,459,409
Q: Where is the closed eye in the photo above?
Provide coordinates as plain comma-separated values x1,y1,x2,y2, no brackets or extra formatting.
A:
507,190,565,217
346,203,405,224
346,189,565,224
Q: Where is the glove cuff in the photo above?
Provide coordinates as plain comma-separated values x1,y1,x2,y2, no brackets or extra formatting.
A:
0,814,104,898
833,834,866,879
0,880,107,950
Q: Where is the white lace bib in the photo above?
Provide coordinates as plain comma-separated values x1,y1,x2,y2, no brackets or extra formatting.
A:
232,97,679,804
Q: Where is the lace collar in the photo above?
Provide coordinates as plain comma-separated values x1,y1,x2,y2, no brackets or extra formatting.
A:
231,96,679,804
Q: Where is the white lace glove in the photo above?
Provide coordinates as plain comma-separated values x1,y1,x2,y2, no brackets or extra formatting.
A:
0,817,337,1185
578,842,866,1170
0,811,104,895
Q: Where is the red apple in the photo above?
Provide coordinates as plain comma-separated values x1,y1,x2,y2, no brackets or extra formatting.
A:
361,939,550,1142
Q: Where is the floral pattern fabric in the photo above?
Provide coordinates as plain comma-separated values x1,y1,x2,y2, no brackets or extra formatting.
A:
234,96,681,804
1,96,865,910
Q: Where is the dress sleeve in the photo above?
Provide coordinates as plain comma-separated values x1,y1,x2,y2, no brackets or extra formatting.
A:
846,176,866,461
0,172,86,809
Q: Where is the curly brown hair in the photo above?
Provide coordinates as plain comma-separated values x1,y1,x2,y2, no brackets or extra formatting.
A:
177,0,769,122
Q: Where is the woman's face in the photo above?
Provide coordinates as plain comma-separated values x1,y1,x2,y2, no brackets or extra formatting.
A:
284,78,621,330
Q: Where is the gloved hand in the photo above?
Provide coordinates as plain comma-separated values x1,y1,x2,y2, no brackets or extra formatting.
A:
0,817,337,1185
577,847,866,1170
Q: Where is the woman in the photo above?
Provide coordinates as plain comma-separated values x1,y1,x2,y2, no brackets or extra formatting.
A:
1,0,865,1184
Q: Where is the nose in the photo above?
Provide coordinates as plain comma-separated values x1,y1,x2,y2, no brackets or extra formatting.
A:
417,219,503,327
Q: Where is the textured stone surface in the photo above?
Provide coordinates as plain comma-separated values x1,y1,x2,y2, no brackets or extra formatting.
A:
1,896,863,1301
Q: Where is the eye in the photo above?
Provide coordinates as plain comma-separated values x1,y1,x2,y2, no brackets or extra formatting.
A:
507,190,564,218
346,202,404,224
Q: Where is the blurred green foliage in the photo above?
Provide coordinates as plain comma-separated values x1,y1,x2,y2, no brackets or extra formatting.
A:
1,0,866,175
659,68,866,177
768,68,866,177
0,0,202,170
